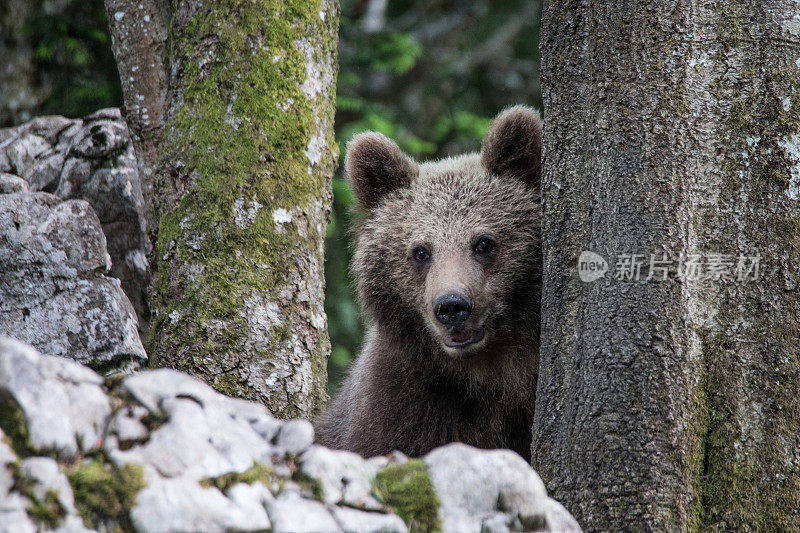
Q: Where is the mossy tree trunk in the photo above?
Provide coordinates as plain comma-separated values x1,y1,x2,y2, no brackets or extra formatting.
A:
534,1,800,530
105,0,338,418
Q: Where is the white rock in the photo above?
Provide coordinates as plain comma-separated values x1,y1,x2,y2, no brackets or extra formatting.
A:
0,493,37,533
251,416,282,442
331,506,408,533
424,443,549,532
366,450,408,471
0,462,14,501
0,428,16,464
0,337,111,458
110,395,270,480
366,455,389,471
266,491,341,533
20,457,76,513
107,405,149,443
542,497,582,532
299,445,382,509
111,370,274,480
479,512,521,533
0,339,580,533
225,396,273,424
0,429,37,533
275,419,314,455
131,474,271,533
120,368,222,412
226,482,273,526
0,430,21,517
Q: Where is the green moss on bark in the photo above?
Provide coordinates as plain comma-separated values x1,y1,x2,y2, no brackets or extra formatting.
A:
697,326,800,531
682,355,708,532
693,36,800,532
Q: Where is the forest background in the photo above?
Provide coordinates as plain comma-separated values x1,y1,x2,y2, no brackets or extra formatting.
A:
1,0,543,391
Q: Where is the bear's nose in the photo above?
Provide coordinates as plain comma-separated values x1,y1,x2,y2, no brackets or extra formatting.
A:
433,293,473,327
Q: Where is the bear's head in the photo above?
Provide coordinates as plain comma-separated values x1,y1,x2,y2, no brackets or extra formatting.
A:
347,106,542,361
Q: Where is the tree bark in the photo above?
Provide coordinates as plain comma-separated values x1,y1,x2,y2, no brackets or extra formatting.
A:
105,0,339,418
104,0,169,236
534,1,800,531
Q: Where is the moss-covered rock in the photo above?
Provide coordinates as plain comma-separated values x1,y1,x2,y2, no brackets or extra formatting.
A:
25,489,66,530
372,459,441,533
0,393,31,458
0,333,579,532
67,458,145,532
200,461,275,492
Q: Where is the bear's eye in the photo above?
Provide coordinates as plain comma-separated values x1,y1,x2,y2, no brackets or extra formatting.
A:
413,246,431,263
473,236,495,255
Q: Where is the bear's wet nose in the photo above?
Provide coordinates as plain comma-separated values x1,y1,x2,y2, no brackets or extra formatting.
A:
433,293,473,327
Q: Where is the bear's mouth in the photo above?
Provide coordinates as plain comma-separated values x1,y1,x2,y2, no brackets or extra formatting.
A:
443,326,486,349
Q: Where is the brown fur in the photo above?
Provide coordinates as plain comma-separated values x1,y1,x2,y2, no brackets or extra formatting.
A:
345,131,419,210
315,106,543,461
481,105,542,188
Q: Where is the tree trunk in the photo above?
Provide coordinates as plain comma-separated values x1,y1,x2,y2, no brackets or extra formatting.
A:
104,0,169,236
105,0,339,418
534,2,800,531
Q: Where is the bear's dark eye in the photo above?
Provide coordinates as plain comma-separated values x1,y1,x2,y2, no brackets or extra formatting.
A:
473,236,495,255
413,246,431,263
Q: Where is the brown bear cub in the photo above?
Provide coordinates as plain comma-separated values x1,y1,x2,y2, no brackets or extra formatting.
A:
315,106,542,462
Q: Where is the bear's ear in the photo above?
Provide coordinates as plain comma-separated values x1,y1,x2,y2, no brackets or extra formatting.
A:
480,105,542,188
346,132,419,210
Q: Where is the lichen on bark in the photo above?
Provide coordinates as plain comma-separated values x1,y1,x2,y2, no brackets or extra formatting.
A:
143,0,338,418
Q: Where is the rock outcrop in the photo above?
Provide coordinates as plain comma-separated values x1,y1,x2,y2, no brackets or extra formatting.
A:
0,109,150,339
0,193,145,372
0,111,149,371
0,336,581,533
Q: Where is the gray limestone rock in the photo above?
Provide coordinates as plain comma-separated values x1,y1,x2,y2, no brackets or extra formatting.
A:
0,173,27,193
0,194,145,371
0,110,151,338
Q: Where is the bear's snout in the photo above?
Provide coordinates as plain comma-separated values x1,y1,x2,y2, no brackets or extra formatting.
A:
433,293,473,327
